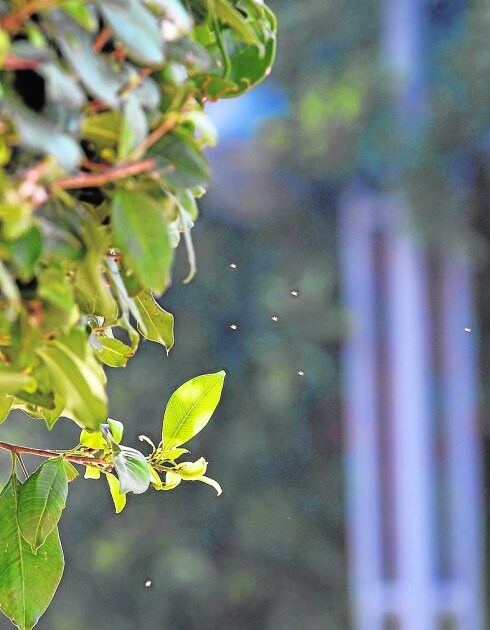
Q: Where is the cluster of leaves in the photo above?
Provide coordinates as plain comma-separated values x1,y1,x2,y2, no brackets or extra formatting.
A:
0,369,225,629
0,0,276,628
0,0,275,429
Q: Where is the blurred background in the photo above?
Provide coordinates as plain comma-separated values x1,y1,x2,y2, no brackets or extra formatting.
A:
1,0,490,628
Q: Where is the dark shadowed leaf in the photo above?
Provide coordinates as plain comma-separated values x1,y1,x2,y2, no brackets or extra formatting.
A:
112,190,173,294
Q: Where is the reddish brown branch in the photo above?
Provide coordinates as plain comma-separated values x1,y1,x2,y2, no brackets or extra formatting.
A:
51,158,157,191
3,54,41,71
130,117,176,159
93,27,112,53
0,441,109,467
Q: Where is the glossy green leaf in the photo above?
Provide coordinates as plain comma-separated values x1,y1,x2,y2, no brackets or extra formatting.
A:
112,445,151,494
97,337,133,367
38,337,107,430
162,370,225,449
112,190,173,294
214,0,261,47
17,458,68,552
100,0,165,65
105,472,126,513
0,474,64,630
133,291,174,352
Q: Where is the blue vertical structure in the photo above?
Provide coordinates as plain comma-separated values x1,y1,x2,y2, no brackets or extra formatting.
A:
340,0,484,628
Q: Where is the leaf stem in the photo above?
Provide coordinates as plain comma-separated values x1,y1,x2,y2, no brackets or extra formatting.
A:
0,441,110,468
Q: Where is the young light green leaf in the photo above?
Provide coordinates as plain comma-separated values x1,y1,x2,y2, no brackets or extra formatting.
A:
80,429,106,451
162,371,225,449
17,458,68,552
112,191,173,294
84,465,101,480
0,474,64,630
107,418,124,444
159,447,189,461
154,470,181,491
176,457,207,479
38,338,107,430
113,446,151,494
196,475,222,496
63,461,79,482
0,395,13,424
97,337,133,367
133,291,174,352
105,472,127,513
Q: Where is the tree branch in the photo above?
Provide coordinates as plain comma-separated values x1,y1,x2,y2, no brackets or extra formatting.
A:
51,158,158,191
0,441,110,468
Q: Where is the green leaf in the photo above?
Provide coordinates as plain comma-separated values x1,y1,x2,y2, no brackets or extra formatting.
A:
105,472,126,513
100,0,165,65
214,0,261,47
159,447,189,461
176,456,207,479
84,465,101,480
154,469,181,491
38,336,107,430
0,474,64,630
52,12,123,108
42,393,65,430
112,445,151,494
112,190,173,294
61,1,98,31
4,227,43,282
133,290,174,352
150,132,209,189
162,370,225,449
107,418,124,443
80,429,106,450
97,337,133,367
62,461,79,482
0,395,13,424
17,458,68,552
0,369,36,396
38,265,74,313
4,98,82,171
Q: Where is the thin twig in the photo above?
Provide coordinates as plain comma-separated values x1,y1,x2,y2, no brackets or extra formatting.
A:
51,158,157,191
0,0,62,31
0,440,110,467
129,117,177,160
